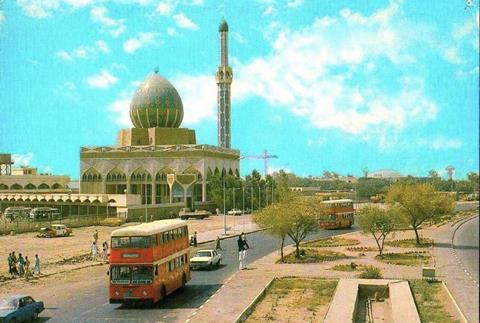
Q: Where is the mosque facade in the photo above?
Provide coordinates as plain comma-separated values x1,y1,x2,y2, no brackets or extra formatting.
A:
80,19,239,213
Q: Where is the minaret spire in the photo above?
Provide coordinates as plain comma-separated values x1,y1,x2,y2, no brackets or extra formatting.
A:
216,18,233,148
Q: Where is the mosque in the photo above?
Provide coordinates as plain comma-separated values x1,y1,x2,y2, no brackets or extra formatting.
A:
0,19,239,220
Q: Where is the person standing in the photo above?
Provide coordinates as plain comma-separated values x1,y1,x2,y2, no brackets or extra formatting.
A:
102,241,109,262
33,254,41,275
24,256,31,278
215,236,222,250
11,252,18,275
237,236,246,270
241,233,250,269
241,232,250,249
91,241,98,261
93,229,99,243
17,253,25,276
7,253,13,276
193,232,197,247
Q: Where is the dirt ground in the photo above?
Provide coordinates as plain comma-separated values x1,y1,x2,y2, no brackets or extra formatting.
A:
0,215,254,275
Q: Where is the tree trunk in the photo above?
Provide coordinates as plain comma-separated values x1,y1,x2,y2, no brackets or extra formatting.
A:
280,236,285,262
373,234,382,257
413,226,421,245
295,242,300,258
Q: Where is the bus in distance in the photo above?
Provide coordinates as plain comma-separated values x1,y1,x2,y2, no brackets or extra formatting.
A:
109,219,191,304
318,199,355,229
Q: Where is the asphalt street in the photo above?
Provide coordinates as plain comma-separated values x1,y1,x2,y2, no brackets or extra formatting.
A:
39,225,358,322
453,215,479,283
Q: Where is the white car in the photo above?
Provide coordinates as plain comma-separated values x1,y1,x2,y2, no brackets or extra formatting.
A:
190,250,222,270
227,209,242,216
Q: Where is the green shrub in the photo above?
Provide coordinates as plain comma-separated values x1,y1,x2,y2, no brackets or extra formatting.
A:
359,265,382,279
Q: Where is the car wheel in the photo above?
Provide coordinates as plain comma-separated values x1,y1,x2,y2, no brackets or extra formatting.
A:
209,262,214,270
216,260,221,267
182,273,187,288
160,285,166,300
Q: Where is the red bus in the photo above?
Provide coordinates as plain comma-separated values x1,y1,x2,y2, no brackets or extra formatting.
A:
109,219,191,304
318,199,355,229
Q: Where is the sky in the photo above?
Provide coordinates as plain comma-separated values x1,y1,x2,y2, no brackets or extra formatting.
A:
0,0,478,180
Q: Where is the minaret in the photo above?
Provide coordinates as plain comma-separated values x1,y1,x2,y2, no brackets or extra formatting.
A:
216,18,233,148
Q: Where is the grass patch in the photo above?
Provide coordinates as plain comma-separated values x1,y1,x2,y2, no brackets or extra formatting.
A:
99,217,126,226
426,210,476,227
385,238,433,248
303,236,360,248
358,265,382,279
282,249,348,264
410,280,461,323
376,251,431,266
246,278,338,322
330,263,360,272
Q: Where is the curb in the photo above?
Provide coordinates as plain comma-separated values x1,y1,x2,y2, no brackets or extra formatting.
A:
449,213,479,229
196,228,266,246
441,281,468,323
234,277,276,323
451,214,478,248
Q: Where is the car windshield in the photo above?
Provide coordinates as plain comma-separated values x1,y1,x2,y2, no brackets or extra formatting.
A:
111,236,151,249
195,251,212,257
111,265,153,285
0,298,17,310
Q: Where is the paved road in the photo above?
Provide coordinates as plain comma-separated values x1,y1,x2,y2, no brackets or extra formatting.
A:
38,226,358,322
453,216,479,283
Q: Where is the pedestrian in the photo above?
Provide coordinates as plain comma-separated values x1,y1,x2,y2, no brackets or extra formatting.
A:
93,229,99,243
237,235,246,270
102,241,108,262
33,254,41,275
241,232,250,249
7,253,13,276
11,252,18,275
17,253,25,276
91,241,98,261
193,232,197,247
215,236,222,250
24,256,31,278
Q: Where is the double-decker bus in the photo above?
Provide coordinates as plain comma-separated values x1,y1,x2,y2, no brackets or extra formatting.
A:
109,219,191,305
318,199,355,229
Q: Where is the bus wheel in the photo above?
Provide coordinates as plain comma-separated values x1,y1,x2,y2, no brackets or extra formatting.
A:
160,285,166,300
182,273,187,288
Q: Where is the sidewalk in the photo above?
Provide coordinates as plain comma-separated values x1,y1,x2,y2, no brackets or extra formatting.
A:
191,232,422,323
431,216,479,323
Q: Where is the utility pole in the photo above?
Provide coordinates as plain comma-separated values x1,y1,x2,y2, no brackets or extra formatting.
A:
223,171,226,235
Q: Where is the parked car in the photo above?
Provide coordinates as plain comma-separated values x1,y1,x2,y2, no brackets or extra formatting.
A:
178,208,212,220
190,250,222,270
37,224,72,238
227,209,242,216
0,295,44,322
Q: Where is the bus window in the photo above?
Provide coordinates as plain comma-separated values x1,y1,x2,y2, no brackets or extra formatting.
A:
131,266,153,284
112,237,130,249
163,232,169,243
111,266,130,284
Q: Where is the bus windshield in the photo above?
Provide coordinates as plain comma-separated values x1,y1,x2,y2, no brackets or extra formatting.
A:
111,265,153,285
111,236,151,249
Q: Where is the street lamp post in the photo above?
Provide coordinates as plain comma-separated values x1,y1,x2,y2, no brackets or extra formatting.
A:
223,171,226,235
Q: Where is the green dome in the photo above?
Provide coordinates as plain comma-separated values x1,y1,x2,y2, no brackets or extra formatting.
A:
219,19,228,32
129,72,184,128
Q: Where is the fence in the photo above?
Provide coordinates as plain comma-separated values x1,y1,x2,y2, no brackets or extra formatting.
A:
0,213,113,235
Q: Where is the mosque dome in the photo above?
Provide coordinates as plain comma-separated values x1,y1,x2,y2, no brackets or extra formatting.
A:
129,71,184,128
219,19,228,32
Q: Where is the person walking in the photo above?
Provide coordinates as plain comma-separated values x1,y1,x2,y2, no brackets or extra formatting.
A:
237,236,246,270
193,232,197,247
215,236,222,250
91,241,98,261
17,253,25,276
33,254,41,275
241,232,250,249
102,241,109,262
93,229,99,243
7,253,13,276
24,256,31,278
11,252,18,275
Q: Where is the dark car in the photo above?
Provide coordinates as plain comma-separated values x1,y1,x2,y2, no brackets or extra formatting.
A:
0,295,44,322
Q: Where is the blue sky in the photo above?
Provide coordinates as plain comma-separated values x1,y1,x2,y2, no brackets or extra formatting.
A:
0,0,478,180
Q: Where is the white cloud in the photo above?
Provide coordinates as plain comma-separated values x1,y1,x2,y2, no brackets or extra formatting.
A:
16,0,60,18
86,69,118,88
63,0,96,8
231,31,246,44
262,5,275,16
90,6,126,37
12,153,34,166
173,12,198,30
0,10,5,24
56,40,110,61
287,0,303,8
155,1,174,15
123,32,158,54
109,97,133,126
167,27,177,36
417,136,463,150
173,74,217,125
190,0,203,5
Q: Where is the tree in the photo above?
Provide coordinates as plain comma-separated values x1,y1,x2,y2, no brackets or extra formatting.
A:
356,178,391,200
253,195,321,259
386,183,454,244
253,202,291,262
467,172,479,192
357,205,397,257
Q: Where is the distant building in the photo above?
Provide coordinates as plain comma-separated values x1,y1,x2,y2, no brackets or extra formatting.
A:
367,169,403,180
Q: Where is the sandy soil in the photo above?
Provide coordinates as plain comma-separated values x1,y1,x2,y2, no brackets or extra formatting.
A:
0,215,254,275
